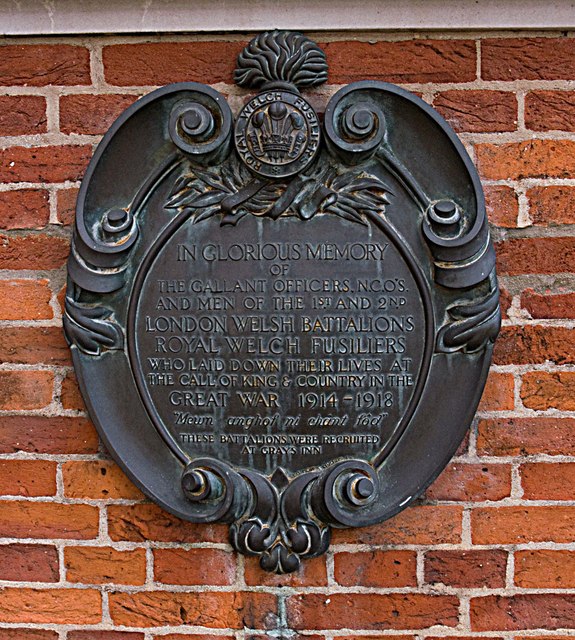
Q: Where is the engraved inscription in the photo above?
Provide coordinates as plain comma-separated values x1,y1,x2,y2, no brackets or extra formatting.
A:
132,213,427,474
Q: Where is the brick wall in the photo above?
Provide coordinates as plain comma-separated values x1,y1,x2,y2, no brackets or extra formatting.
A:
0,30,574,638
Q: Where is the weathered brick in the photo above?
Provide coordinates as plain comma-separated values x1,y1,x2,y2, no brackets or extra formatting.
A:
496,237,575,275
526,90,575,131
0,279,52,320
0,588,101,624
521,371,575,410
521,462,575,500
154,548,236,585
65,546,146,585
494,326,575,365
0,326,71,366
334,550,417,587
0,145,91,183
63,460,143,500
60,94,139,134
477,139,575,181
109,591,277,628
516,550,575,588
484,185,519,228
478,371,514,411
472,506,575,544
56,187,78,226
0,44,90,86
0,501,99,539
0,631,58,640
433,90,516,133
477,417,575,456
0,233,70,270
527,185,575,226
522,288,575,319
60,370,86,411
425,549,507,588
482,37,575,81
0,189,49,230
0,370,53,410
499,284,512,319
152,636,233,640
108,503,228,543
426,463,511,502
0,544,59,582
103,41,245,86
0,416,98,454
0,460,57,497
68,633,144,640
332,505,462,545
287,593,459,630
324,39,476,84
0,96,47,135
471,594,575,631
244,554,327,587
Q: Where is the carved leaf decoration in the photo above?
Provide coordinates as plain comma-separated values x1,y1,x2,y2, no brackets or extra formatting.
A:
63,297,124,356
436,287,501,353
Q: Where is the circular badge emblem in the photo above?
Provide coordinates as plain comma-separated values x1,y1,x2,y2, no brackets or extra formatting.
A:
235,90,321,178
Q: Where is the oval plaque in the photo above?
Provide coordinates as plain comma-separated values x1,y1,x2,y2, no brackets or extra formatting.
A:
65,30,500,574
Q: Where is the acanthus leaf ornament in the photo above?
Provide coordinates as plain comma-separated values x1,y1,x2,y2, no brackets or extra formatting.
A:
65,30,500,574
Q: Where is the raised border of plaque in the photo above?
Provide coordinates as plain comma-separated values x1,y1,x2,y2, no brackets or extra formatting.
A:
64,31,500,573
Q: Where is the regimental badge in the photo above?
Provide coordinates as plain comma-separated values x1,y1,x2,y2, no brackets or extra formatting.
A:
65,31,500,574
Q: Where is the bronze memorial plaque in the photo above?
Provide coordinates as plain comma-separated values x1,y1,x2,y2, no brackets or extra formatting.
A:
65,31,500,573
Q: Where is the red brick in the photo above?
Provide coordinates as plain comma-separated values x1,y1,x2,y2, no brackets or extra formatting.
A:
109,591,277,628
0,631,57,640
0,416,98,454
63,460,143,500
471,593,575,631
482,37,575,81
0,145,91,183
499,284,512,319
0,326,71,366
433,90,516,133
65,546,146,585
528,185,575,226
0,501,99,539
478,371,514,411
332,505,462,545
494,326,575,365
425,549,507,588
0,95,47,135
516,550,575,588
0,233,70,270
0,45,90,86
0,460,56,497
56,187,78,226
60,94,139,134
521,462,575,500
426,463,511,502
103,41,245,86
0,370,53,410
287,593,459,630
477,139,575,181
484,185,519,228
244,554,327,587
0,189,49,230
478,417,575,457
0,544,59,582
0,588,100,624
0,279,52,320
522,288,575,319
154,548,236,585
69,633,144,640
526,90,575,131
472,506,575,544
496,237,575,275
324,39,476,84
108,503,228,543
60,370,86,411
521,371,575,410
152,636,232,640
334,550,417,587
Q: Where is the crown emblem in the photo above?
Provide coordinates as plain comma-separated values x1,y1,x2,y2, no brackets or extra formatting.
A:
234,31,326,178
